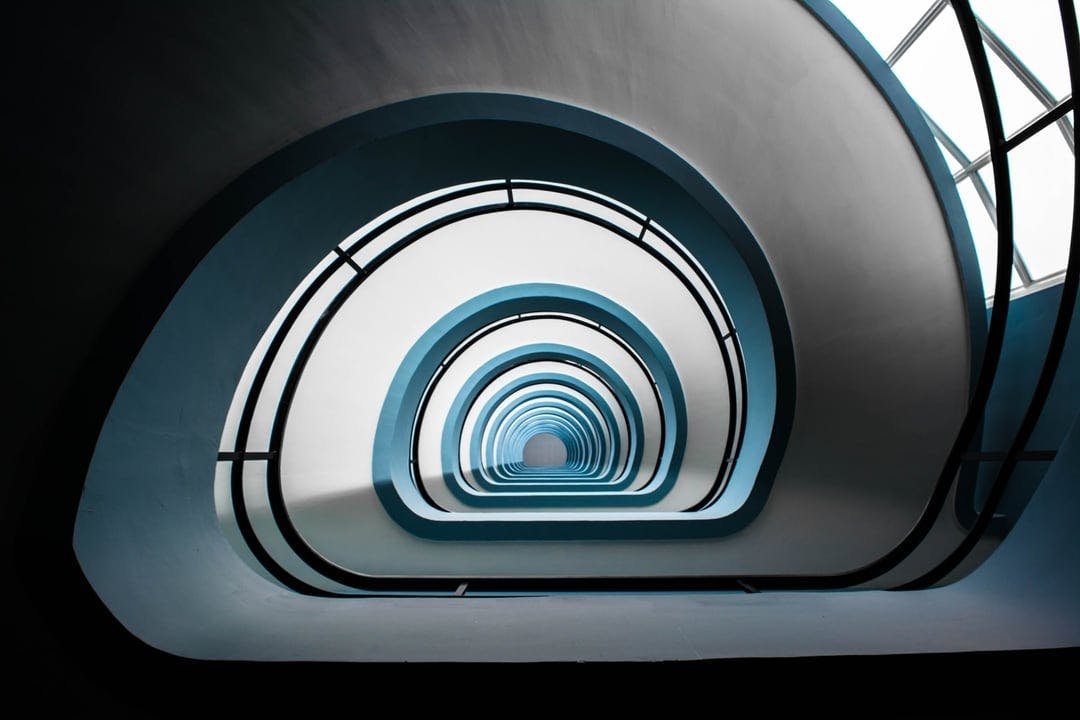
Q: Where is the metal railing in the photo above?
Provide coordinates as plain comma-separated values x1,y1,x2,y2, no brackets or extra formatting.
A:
218,0,1079,596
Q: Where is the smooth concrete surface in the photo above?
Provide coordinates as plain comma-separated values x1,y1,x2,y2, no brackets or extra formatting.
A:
60,0,1030,659
82,413,1080,661
8,1,968,522
22,1,972,529
74,0,971,572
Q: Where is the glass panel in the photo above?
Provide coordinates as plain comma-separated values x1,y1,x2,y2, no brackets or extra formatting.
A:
829,0,941,61
935,136,963,173
956,174,1000,293
1009,123,1074,279
980,164,996,196
971,0,1072,101
892,3,991,158
985,43,1056,140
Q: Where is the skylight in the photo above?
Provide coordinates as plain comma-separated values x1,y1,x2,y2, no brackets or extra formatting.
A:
831,0,1075,301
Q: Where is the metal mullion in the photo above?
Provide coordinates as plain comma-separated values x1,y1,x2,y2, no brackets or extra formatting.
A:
923,112,1035,285
978,17,1075,152
887,0,948,66
897,0,1080,590
954,95,1075,182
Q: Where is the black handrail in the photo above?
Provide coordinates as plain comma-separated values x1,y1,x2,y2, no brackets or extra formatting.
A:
898,0,1080,590
411,314,667,501
731,0,1020,591
224,1,1073,595
226,181,747,592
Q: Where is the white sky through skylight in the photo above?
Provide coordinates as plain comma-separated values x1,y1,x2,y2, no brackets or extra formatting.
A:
830,0,1075,300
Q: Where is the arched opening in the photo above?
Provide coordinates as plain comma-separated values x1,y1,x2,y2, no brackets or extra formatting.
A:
522,433,568,468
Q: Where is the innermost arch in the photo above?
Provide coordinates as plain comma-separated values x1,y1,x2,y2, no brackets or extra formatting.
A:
522,432,568,467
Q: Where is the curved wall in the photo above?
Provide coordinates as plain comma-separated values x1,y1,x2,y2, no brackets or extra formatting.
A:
64,0,995,658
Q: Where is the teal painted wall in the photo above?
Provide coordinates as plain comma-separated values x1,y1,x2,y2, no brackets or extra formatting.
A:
964,284,1080,529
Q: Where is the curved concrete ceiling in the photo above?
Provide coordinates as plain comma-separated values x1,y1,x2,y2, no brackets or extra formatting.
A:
12,0,1077,670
